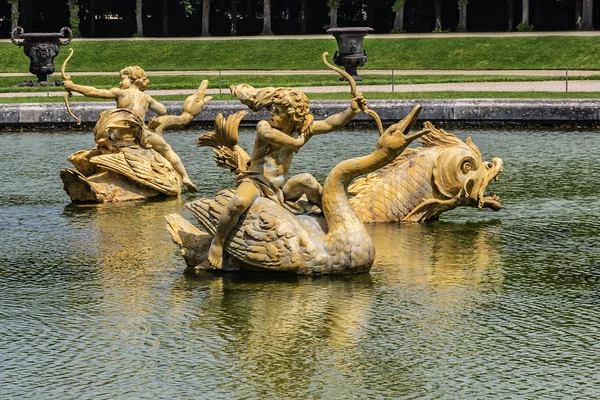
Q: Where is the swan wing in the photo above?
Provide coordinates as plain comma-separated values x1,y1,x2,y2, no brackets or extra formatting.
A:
186,189,319,271
91,147,181,195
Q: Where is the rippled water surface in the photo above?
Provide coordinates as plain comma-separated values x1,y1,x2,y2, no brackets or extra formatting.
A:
1,126,599,399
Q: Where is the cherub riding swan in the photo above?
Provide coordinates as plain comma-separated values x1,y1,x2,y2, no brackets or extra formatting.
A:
167,105,428,275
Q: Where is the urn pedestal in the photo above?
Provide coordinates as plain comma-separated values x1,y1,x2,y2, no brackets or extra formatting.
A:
11,26,72,85
326,27,373,81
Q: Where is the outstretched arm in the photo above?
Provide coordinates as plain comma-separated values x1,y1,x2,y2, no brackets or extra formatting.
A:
257,120,304,150
309,94,365,136
147,80,212,134
63,80,119,99
148,97,168,116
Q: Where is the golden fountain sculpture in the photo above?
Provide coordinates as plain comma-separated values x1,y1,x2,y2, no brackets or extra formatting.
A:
60,49,211,202
167,104,427,275
167,53,504,274
193,58,503,224
167,52,431,275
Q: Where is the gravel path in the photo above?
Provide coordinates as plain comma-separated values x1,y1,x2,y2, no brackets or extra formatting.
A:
1,79,595,98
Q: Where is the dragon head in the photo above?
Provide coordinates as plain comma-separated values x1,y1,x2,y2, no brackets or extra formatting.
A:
424,122,503,211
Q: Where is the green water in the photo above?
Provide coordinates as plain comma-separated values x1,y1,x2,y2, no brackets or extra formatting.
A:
0,127,598,398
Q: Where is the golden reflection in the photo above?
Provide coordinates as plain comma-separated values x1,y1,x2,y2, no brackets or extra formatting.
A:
168,222,503,390
367,222,503,289
172,272,377,389
367,222,504,333
74,198,186,309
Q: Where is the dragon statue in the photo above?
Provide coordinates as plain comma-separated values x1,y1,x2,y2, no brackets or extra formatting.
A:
196,118,503,223
348,122,504,222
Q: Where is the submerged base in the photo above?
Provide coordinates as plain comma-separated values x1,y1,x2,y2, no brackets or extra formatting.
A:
61,168,165,203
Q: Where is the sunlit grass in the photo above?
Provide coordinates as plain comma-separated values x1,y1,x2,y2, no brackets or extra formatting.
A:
2,36,600,73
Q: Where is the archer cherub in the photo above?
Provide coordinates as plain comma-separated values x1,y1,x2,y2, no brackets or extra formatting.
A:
204,84,366,268
63,66,205,191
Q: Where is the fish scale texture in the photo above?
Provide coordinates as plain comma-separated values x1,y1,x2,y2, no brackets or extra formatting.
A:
349,153,433,223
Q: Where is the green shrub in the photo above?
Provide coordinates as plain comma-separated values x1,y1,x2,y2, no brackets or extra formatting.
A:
517,23,534,32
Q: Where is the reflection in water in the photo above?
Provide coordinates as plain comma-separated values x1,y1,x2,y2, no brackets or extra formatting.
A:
65,198,187,317
170,273,377,395
370,222,503,290
2,129,600,398
368,222,503,335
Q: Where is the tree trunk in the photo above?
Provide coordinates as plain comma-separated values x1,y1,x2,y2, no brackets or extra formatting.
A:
202,0,211,36
161,0,168,36
581,0,594,30
506,0,514,31
67,0,81,37
393,4,404,32
261,0,273,35
9,0,18,31
231,0,238,35
458,2,468,32
89,0,96,37
575,0,583,30
521,0,529,26
299,0,307,34
329,2,338,28
135,0,144,37
433,0,442,32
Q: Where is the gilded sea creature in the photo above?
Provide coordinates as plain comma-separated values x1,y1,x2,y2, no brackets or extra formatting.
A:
348,122,503,223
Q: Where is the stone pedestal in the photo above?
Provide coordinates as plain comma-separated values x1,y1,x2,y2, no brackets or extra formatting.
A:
11,26,72,85
326,27,373,81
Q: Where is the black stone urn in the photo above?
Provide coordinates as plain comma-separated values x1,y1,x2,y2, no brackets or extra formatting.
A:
11,26,73,85
326,27,374,81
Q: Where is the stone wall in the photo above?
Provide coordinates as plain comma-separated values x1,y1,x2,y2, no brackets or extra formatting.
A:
1,99,600,130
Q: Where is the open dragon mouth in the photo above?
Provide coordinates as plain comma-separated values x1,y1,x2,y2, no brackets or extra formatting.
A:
477,163,504,210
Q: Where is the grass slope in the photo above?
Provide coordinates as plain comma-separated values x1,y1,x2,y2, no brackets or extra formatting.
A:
2,36,600,73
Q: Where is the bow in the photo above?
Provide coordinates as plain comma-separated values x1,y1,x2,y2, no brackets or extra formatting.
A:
321,52,383,136
61,48,81,125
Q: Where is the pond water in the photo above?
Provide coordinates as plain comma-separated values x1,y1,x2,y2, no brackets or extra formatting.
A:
1,126,599,398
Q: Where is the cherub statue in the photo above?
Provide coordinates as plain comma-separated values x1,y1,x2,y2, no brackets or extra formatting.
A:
201,84,366,268
63,65,203,192
60,52,212,202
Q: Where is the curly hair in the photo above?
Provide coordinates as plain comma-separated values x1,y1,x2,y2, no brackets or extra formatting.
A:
271,88,310,130
119,66,149,91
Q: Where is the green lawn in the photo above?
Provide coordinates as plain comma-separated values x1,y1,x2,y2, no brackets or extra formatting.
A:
2,36,600,73
3,35,598,103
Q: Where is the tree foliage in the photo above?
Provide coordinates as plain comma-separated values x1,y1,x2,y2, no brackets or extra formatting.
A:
0,0,590,39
